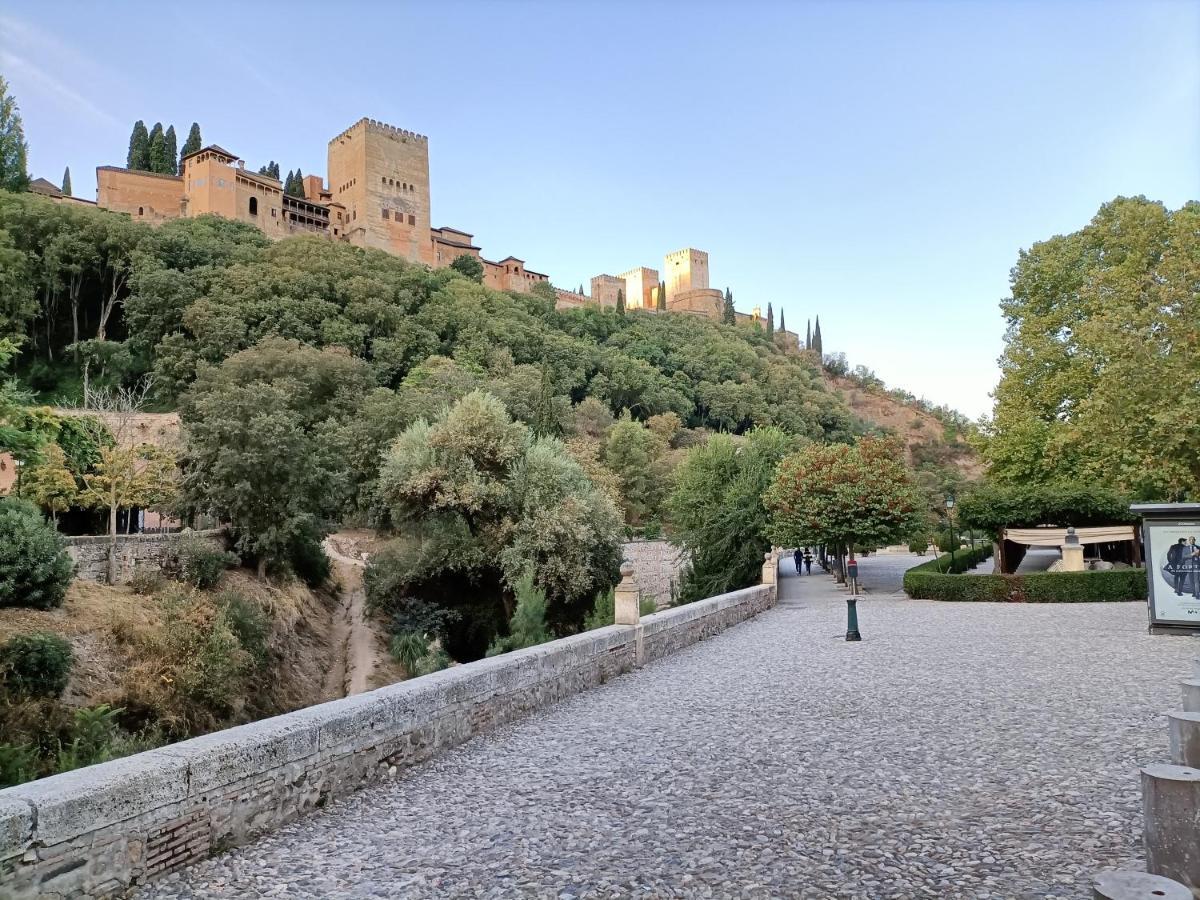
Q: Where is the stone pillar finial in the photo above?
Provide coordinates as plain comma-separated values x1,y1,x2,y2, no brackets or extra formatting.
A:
1061,526,1085,571
615,563,640,626
761,551,777,587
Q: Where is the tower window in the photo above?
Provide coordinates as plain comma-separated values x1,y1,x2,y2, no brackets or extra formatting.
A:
408,214,415,225
249,197,258,216
138,207,144,216
382,209,389,220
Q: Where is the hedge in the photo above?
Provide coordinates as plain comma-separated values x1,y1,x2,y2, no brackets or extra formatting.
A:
904,565,1148,603
906,545,993,577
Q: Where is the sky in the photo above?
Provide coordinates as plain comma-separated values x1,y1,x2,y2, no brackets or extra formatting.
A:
2,1,1197,419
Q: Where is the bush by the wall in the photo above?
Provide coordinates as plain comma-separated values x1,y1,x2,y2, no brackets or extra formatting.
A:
0,632,74,698
167,534,238,589
904,565,1148,602
0,498,75,610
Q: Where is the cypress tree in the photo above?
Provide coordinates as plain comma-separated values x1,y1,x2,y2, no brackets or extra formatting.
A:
163,125,178,175
779,309,786,333
293,168,305,197
147,122,167,174
284,169,295,195
577,283,584,296
179,122,202,167
616,288,625,316
127,120,150,170
60,166,71,196
766,302,775,337
806,319,812,350
657,280,667,311
813,316,823,356
722,288,735,325
270,161,280,180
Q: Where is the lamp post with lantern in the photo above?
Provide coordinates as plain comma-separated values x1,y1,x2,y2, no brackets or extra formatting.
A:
945,495,957,571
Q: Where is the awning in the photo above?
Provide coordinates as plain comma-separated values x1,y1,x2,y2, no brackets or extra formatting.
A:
1002,526,1137,547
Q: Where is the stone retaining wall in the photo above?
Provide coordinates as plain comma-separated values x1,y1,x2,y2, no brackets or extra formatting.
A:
0,584,776,898
622,539,687,609
64,529,227,584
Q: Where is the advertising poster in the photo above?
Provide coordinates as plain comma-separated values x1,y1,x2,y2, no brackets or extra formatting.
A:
1146,519,1200,627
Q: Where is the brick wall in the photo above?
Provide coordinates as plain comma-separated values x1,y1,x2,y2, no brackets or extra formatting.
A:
0,584,776,898
64,528,227,584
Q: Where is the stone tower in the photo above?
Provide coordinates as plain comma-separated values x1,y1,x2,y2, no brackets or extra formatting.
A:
663,248,709,297
327,118,433,265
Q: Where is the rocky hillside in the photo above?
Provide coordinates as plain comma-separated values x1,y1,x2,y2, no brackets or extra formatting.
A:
823,373,983,479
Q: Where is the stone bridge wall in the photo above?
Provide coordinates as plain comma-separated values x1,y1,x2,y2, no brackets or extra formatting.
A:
0,584,776,899
64,528,227,584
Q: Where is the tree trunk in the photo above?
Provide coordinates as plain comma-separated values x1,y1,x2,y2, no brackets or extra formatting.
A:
256,557,268,580
108,500,118,585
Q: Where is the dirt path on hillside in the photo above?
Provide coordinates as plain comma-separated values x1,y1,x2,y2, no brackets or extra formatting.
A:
322,531,391,697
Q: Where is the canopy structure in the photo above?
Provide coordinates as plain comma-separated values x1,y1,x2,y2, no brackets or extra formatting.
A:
996,525,1140,573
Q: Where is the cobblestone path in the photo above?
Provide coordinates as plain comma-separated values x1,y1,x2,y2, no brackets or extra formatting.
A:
142,571,1197,900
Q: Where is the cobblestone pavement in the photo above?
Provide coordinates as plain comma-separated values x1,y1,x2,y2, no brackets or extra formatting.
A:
142,572,1197,900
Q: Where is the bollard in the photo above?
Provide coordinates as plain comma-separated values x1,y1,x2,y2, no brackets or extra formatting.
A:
1168,712,1200,768
1142,763,1200,890
845,598,861,642
1092,871,1191,899
614,563,640,626
1181,679,1200,713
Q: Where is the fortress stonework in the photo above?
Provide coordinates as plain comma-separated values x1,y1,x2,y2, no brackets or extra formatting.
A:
90,116,795,342
95,118,547,293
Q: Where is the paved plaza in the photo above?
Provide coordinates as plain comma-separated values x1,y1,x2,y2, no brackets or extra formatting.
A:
142,558,1196,899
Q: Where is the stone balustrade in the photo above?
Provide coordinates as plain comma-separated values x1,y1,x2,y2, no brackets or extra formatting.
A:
0,580,776,898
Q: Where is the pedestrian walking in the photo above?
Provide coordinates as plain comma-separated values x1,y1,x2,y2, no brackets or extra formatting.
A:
803,550,813,575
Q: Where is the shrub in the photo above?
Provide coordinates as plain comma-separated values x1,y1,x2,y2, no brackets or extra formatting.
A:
487,575,552,656
413,648,451,676
129,567,163,596
0,498,75,610
0,633,74,698
286,528,330,587
584,589,615,630
389,631,428,674
54,705,123,772
0,743,40,788
908,539,927,555
934,532,961,553
168,534,238,589
219,591,270,667
904,565,1148,602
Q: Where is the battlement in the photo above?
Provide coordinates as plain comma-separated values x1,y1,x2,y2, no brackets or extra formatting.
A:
330,117,428,145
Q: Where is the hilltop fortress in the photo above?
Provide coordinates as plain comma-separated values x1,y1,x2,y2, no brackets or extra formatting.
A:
92,117,798,342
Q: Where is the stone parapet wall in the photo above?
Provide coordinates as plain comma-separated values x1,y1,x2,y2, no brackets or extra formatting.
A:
0,584,775,898
622,539,687,609
64,528,227,584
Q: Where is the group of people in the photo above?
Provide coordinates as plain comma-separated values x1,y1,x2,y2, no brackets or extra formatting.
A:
792,547,814,575
1166,537,1200,599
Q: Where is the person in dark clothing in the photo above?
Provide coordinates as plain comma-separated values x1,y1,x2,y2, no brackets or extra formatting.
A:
793,548,802,573
1190,537,1200,599
803,550,813,575
1168,538,1189,595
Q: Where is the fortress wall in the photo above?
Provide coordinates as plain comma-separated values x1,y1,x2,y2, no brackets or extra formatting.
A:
0,584,776,898
64,528,228,584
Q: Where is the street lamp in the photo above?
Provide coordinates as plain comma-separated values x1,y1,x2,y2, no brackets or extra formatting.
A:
945,495,957,571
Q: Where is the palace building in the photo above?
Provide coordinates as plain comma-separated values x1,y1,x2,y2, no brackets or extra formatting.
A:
94,118,549,294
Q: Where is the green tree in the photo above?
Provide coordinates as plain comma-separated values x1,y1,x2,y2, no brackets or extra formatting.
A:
657,280,666,311
603,412,670,525
779,309,786,333
0,78,28,192
668,428,794,601
283,169,295,195
147,123,167,174
0,339,46,462
806,319,811,350
0,497,74,610
449,253,484,283
287,168,305,198
616,288,625,316
766,302,774,337
163,125,178,176
577,283,584,295
373,391,622,659
765,437,923,566
722,288,735,324
127,120,150,171
0,77,28,191
811,316,823,355
22,442,78,525
984,197,1200,500
179,122,202,166
60,167,71,197
180,337,372,576
486,574,552,656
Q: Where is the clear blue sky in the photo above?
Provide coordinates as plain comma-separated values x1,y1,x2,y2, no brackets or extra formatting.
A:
3,1,1197,418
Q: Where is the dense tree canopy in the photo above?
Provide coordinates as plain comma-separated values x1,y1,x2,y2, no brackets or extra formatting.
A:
0,77,28,193
984,197,1200,500
765,437,923,554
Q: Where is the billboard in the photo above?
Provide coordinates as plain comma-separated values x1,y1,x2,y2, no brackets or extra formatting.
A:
1145,518,1200,627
